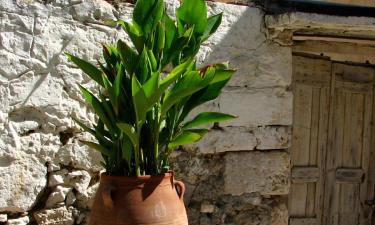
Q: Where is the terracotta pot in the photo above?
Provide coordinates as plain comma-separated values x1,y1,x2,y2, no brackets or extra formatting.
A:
89,172,188,225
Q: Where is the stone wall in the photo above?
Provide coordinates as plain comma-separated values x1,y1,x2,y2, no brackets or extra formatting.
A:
0,0,291,224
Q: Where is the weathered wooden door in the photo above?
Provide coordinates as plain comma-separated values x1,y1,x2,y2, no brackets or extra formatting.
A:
290,55,375,225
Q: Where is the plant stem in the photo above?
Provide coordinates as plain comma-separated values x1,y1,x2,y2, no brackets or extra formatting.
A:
154,104,160,173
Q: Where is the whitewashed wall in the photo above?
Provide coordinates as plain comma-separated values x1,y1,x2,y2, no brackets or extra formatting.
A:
0,0,291,224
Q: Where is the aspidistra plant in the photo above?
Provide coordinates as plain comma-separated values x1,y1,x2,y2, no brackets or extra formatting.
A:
67,0,236,176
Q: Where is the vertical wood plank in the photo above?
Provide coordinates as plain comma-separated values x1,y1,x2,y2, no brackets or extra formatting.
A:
360,86,374,225
340,92,364,225
290,84,313,216
316,87,330,225
306,88,321,217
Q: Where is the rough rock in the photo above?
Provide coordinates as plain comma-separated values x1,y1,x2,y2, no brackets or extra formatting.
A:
6,216,29,225
45,186,71,209
33,207,74,225
224,151,290,195
0,155,46,212
270,203,288,225
47,163,61,172
200,202,215,213
76,183,99,209
66,170,91,194
0,214,7,222
65,190,76,207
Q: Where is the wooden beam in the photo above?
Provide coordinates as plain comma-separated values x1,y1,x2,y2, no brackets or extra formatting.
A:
305,0,375,8
289,217,317,225
293,35,375,46
335,168,364,183
292,166,320,183
293,40,375,64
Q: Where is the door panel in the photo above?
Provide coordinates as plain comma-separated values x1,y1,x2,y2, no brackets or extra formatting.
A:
324,63,374,225
291,55,375,225
290,55,331,224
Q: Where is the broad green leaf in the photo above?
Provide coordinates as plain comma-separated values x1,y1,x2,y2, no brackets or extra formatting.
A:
162,15,177,66
180,68,235,120
66,53,104,86
202,13,222,41
160,68,215,117
117,40,138,75
168,129,208,148
154,21,165,56
184,112,237,129
148,49,158,71
80,140,111,156
176,0,207,35
133,0,163,35
119,21,144,53
132,76,149,123
159,58,193,91
117,123,138,148
113,64,124,114
102,44,119,69
143,71,160,106
94,120,113,147
102,74,117,114
138,47,151,84
79,85,115,133
121,136,133,168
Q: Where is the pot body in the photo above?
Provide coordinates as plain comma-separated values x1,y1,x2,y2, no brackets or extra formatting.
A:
89,173,188,225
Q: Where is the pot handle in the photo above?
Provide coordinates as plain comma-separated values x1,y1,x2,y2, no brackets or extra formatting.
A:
174,180,185,201
102,185,115,210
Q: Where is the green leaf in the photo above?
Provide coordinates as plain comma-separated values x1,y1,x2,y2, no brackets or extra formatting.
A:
121,136,133,168
117,123,139,148
168,129,208,148
118,21,144,53
117,40,138,75
160,68,215,118
80,140,111,156
154,21,165,56
143,71,160,106
132,76,149,123
148,49,158,71
176,0,207,35
202,13,222,41
66,53,104,86
159,58,193,92
78,85,115,133
180,67,235,120
133,0,164,35
137,47,151,83
162,15,177,66
184,112,237,129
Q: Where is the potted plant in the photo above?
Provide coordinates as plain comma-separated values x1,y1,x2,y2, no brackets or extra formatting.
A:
67,0,235,224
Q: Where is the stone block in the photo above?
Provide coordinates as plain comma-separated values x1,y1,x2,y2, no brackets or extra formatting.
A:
0,156,46,212
224,151,290,195
6,216,29,225
194,126,291,154
45,186,71,209
0,214,7,222
220,89,293,126
33,207,74,225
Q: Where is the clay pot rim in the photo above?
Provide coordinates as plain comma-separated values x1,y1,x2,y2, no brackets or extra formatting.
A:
100,171,174,186
100,171,173,180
